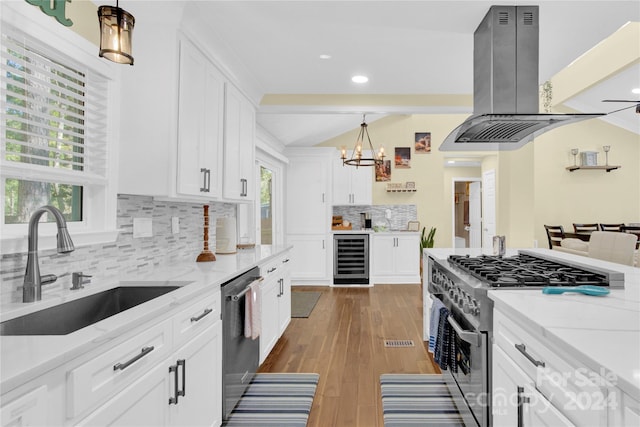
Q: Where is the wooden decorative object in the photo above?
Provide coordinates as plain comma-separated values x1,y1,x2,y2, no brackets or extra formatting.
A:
196,205,216,262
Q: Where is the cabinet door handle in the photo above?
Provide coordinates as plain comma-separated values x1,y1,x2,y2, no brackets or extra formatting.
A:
516,386,530,427
322,239,325,249
515,343,546,367
240,178,247,197
200,168,210,192
113,346,154,371
190,308,213,322
178,359,186,398
322,193,325,203
169,363,179,405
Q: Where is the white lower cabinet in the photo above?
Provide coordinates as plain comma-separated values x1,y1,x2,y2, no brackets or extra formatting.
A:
492,307,622,427
77,323,221,427
370,233,420,284
259,252,292,364
63,290,222,426
167,323,222,427
493,345,574,426
0,385,49,426
75,361,170,426
287,234,328,282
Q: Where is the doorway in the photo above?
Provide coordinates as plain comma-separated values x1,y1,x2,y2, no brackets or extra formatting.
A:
452,178,482,248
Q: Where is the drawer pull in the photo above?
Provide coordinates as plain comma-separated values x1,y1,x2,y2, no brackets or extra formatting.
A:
190,308,213,322
282,258,290,263
169,363,179,405
517,386,530,427
515,343,546,367
113,346,154,371
267,267,277,273
178,359,186,398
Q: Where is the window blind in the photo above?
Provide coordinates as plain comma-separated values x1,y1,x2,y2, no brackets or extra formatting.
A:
1,26,108,186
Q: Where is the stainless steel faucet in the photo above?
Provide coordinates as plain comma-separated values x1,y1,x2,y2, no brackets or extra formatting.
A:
23,205,75,302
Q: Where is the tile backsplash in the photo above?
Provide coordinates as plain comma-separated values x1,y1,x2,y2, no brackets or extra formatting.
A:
333,204,417,230
0,195,235,304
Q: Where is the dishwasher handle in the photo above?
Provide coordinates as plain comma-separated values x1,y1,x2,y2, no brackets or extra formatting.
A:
229,277,264,301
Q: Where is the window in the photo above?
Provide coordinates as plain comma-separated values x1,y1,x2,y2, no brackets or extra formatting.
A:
0,6,117,252
260,166,273,244
1,25,107,225
254,144,285,247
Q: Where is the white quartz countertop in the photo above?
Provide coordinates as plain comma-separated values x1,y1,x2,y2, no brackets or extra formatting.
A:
424,247,640,401
0,245,291,394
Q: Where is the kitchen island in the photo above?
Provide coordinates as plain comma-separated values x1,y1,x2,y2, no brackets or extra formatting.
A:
0,245,291,426
423,247,640,426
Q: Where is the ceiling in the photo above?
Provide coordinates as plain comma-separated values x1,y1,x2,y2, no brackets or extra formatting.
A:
189,1,640,147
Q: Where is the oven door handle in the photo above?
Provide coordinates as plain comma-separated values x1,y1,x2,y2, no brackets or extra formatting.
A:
447,316,480,347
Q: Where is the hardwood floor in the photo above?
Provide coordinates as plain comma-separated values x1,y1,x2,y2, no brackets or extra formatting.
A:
258,285,441,427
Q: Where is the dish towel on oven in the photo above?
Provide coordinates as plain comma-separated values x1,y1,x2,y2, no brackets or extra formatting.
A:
433,309,458,373
244,279,262,340
428,297,446,353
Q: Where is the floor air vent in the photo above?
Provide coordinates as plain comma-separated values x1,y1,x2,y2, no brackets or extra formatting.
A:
384,339,415,348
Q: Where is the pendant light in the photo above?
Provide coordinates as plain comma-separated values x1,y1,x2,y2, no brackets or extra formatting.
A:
98,0,135,65
341,115,385,167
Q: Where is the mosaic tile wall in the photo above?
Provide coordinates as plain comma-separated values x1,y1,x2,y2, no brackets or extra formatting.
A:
0,195,236,303
333,204,417,231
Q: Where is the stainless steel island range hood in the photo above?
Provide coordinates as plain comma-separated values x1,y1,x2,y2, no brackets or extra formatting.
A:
439,5,605,151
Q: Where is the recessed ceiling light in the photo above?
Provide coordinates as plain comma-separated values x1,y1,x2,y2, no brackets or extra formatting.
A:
632,88,640,95
319,54,331,60
352,75,369,84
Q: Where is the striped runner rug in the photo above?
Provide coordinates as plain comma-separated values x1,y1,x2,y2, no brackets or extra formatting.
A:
380,374,465,427
222,373,319,426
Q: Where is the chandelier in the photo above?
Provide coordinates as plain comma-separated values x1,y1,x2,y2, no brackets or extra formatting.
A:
341,115,385,167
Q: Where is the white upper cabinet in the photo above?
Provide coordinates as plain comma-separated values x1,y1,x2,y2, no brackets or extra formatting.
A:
332,151,372,205
286,155,330,235
223,84,256,202
118,27,256,204
176,37,224,199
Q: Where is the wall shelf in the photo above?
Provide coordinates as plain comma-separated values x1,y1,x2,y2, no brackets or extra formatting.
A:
386,188,417,193
566,165,621,172
385,182,416,192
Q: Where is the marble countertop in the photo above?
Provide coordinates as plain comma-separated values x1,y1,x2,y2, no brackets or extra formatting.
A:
0,245,291,394
424,247,640,401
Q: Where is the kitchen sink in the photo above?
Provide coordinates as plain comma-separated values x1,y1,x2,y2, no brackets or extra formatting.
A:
0,285,184,336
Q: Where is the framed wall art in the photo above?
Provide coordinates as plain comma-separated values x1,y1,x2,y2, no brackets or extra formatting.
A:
375,160,391,181
415,132,431,153
394,147,411,168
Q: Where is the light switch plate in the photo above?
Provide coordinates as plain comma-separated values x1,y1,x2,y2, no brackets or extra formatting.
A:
133,217,153,238
171,217,180,234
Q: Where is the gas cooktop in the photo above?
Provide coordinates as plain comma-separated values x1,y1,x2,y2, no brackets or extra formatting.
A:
447,251,625,288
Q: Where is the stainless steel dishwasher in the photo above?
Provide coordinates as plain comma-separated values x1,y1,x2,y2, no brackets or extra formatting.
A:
221,266,262,420
333,234,369,284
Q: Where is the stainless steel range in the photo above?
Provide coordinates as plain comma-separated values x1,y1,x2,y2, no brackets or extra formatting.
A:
426,249,624,427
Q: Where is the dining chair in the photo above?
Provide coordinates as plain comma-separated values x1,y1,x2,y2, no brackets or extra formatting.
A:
544,225,565,249
621,225,640,250
572,223,599,234
588,231,638,266
599,223,624,232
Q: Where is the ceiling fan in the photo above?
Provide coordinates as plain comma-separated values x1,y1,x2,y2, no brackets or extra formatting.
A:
602,99,640,114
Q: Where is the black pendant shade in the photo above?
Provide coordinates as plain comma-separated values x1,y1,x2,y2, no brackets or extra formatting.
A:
98,2,135,65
